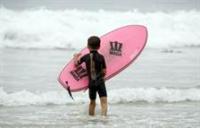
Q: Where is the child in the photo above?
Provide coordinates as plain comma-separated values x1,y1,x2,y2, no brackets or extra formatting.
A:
73,36,107,116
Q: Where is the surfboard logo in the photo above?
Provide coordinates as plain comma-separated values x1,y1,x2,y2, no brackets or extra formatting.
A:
70,66,87,81
110,41,123,56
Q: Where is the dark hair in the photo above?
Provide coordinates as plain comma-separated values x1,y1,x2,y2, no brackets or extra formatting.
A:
87,36,100,49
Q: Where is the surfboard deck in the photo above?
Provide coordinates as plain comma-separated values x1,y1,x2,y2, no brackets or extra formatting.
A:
58,25,148,94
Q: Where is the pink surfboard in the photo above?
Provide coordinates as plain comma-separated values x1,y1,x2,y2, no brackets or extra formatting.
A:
58,25,148,97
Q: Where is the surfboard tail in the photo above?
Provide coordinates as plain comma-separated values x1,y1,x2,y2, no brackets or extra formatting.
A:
65,81,74,100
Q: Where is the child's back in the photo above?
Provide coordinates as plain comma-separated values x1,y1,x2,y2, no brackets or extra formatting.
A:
79,50,106,81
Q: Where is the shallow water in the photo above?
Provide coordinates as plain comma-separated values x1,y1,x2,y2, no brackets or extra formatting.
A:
0,103,200,128
0,48,200,127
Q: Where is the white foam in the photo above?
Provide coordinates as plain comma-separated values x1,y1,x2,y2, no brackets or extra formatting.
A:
0,7,200,49
109,88,200,103
0,87,200,106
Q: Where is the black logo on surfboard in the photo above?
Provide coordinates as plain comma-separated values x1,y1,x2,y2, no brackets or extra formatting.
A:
109,41,123,56
70,66,87,81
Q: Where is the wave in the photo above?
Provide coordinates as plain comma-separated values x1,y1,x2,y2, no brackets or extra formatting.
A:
0,7,200,49
0,87,200,107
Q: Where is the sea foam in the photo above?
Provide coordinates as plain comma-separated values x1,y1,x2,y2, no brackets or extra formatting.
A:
0,7,200,49
0,87,200,106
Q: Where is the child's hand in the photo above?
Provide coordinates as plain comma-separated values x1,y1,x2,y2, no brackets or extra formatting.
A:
73,53,81,59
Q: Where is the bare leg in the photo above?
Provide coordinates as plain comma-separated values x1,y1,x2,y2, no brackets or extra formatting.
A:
100,97,107,116
89,100,96,116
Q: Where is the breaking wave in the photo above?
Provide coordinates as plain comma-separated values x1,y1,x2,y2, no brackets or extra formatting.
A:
0,87,200,107
0,7,200,49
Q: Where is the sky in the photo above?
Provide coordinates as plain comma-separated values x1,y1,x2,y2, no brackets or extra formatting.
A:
0,0,200,11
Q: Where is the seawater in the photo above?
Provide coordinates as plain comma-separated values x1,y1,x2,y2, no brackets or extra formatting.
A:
0,6,200,128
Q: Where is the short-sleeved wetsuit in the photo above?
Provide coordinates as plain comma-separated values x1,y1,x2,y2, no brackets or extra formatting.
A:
78,50,107,100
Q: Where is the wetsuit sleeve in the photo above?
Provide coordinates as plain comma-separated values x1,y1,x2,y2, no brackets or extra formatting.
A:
77,54,87,65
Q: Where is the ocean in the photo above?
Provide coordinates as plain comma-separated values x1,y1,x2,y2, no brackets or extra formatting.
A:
0,0,200,128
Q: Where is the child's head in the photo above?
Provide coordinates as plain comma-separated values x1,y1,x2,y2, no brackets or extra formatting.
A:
87,36,100,50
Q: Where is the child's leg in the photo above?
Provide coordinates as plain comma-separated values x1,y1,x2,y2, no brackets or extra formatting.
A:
89,100,96,116
100,96,107,116
88,81,97,116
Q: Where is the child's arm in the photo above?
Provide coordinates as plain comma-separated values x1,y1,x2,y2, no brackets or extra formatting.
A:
102,68,107,77
102,56,107,77
73,53,82,66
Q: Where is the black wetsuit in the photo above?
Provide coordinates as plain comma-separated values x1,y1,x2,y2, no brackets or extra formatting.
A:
78,51,107,100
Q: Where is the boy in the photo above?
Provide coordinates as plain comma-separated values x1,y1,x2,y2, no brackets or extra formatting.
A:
73,36,107,116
